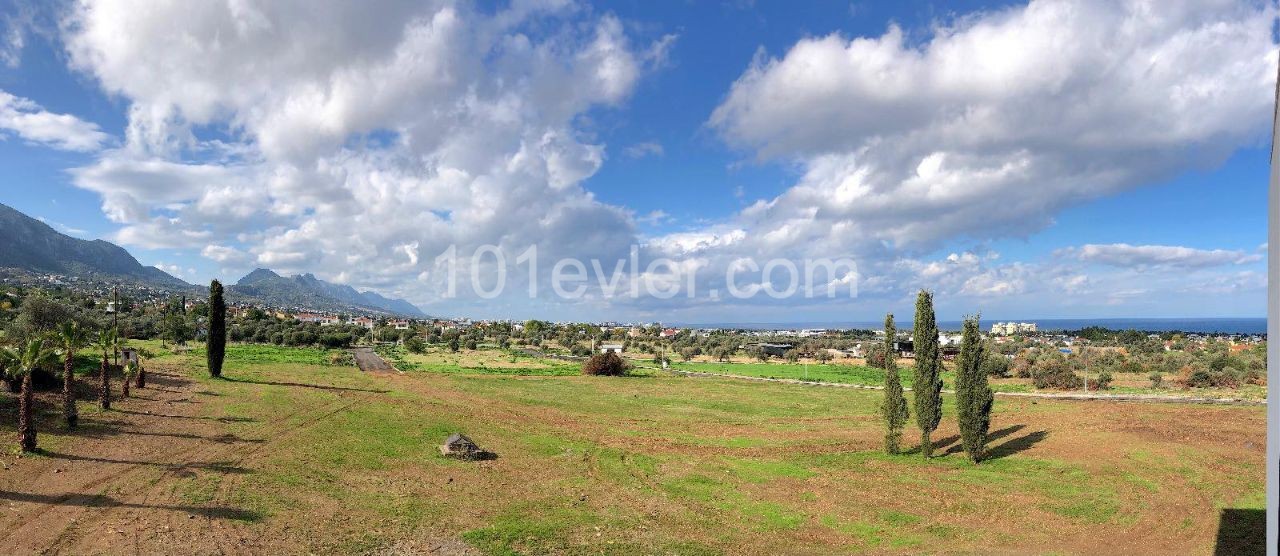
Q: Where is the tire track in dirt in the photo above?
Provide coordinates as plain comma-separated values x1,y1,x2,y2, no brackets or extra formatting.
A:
0,371,225,545
36,373,371,555
0,361,371,555
0,371,288,555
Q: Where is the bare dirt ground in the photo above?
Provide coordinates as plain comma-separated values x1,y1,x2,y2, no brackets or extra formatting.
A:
0,366,405,555
0,368,259,554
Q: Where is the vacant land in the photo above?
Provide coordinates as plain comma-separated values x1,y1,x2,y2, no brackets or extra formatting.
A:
0,343,1263,554
395,347,581,376
661,357,1267,401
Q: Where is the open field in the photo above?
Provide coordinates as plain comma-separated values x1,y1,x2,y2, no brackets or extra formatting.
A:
658,357,1267,401
0,343,1264,554
392,347,582,376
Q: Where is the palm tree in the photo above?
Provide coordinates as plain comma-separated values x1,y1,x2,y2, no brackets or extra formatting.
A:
0,331,14,394
56,322,86,429
134,348,151,389
1,338,58,452
0,330,19,394
93,329,117,410
121,362,134,398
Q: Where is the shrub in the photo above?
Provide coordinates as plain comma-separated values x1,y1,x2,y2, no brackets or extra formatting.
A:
1011,355,1033,378
981,353,1010,378
1148,371,1163,388
582,352,630,376
1090,370,1113,391
464,339,478,351
864,343,888,369
1033,367,1083,390
1176,362,1256,389
1119,360,1145,374
1184,367,1214,388
1031,356,1083,390
570,344,592,357
404,336,426,354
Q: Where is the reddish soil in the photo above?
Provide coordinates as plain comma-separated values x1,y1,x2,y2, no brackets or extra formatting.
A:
0,367,372,555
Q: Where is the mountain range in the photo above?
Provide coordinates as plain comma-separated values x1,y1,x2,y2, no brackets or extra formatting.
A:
0,202,425,317
232,268,426,317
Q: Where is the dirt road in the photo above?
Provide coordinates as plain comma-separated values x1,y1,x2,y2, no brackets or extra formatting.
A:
352,347,398,373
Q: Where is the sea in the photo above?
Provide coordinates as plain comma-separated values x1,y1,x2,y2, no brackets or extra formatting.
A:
672,317,1268,335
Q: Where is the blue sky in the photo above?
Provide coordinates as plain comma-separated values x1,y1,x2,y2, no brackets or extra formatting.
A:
0,0,1271,322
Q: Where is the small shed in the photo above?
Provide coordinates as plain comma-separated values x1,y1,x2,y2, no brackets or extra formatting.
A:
120,348,140,366
440,433,482,459
599,344,624,354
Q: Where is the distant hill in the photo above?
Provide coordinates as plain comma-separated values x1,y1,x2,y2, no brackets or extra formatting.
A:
0,202,191,289
0,202,426,318
232,268,426,318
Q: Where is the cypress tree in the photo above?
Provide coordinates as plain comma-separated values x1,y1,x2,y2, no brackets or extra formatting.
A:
207,280,226,378
880,313,909,454
956,316,993,463
912,290,943,458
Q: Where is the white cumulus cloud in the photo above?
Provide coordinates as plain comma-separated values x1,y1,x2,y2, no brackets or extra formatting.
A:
59,0,670,308
0,90,108,151
706,0,1276,251
1061,243,1262,269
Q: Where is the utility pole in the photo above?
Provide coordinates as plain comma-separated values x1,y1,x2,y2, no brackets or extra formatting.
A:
112,286,120,371
1082,346,1088,393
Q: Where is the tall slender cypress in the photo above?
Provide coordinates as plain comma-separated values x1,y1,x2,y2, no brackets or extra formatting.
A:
956,316,993,463
880,313,909,454
208,280,226,378
912,290,943,458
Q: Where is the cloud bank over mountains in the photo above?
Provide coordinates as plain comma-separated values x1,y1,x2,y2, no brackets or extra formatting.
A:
14,0,1273,319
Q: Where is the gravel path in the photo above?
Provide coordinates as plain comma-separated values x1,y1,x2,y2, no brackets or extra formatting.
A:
352,347,398,373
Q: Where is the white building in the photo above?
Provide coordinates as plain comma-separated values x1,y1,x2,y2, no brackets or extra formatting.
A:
991,322,1037,336
599,344,624,354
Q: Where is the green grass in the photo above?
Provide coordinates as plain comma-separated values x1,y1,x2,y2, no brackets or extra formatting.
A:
396,346,582,376
665,359,891,385
662,359,1263,399
100,343,1266,554
188,342,345,366
662,359,1030,392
